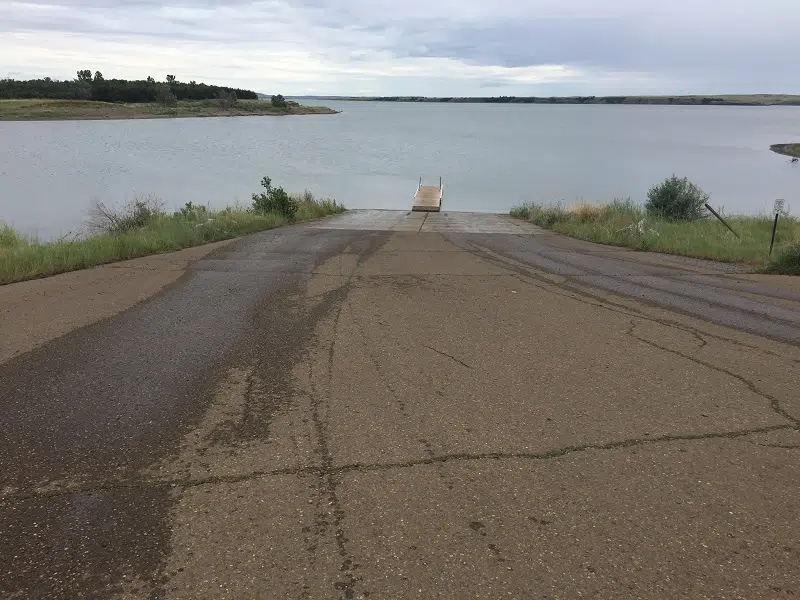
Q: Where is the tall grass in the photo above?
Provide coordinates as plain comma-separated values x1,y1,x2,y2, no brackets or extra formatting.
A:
0,191,345,285
510,200,800,274
1,223,24,250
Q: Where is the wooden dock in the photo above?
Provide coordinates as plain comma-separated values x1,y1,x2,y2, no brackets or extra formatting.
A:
413,177,443,212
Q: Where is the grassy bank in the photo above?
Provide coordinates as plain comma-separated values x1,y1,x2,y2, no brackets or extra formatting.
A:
510,201,800,274
0,99,337,121
0,192,344,285
770,143,800,159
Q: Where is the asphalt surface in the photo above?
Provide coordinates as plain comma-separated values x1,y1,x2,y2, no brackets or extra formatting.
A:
1,210,799,599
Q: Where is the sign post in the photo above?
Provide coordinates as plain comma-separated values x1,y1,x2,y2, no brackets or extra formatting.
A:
769,199,784,257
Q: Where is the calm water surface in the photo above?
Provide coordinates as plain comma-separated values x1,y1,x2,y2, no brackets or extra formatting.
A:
2,101,800,239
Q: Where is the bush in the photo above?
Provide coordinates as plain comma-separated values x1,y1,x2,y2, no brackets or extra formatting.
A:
768,243,800,275
271,94,287,108
217,89,238,110
646,175,709,221
88,196,166,234
509,205,531,219
1,224,24,249
252,176,298,220
176,201,209,220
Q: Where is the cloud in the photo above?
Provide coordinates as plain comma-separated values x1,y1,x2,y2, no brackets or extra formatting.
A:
2,0,799,95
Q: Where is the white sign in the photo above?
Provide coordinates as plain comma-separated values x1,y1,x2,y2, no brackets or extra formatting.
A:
774,199,785,215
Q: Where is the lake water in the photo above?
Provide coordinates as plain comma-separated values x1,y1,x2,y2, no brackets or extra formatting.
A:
2,101,800,239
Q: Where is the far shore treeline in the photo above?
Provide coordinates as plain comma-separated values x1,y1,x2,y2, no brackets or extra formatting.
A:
0,71,258,103
334,94,800,106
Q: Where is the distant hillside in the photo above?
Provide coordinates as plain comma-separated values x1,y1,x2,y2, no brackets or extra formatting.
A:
324,94,800,106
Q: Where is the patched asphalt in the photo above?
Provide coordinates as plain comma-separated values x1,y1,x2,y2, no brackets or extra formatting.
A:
1,211,798,599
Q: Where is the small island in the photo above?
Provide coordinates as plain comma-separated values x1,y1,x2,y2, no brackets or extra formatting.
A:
0,71,336,120
770,143,800,158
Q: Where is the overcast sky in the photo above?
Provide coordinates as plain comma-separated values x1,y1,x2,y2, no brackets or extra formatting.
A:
2,0,799,96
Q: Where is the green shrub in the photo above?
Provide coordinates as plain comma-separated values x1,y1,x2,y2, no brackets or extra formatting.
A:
176,201,209,220
1,224,24,249
252,176,298,220
768,243,800,275
646,175,709,221
509,206,531,219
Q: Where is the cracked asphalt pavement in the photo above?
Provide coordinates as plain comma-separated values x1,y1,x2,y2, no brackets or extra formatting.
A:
1,210,799,599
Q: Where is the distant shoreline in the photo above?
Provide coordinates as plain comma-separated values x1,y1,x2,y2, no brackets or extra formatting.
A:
0,99,338,121
322,94,800,106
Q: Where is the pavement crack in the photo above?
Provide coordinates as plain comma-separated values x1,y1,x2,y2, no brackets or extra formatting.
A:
746,441,800,449
416,212,429,233
422,345,474,370
356,320,408,415
627,320,799,426
4,424,796,503
334,423,797,474
305,238,386,600
419,438,455,490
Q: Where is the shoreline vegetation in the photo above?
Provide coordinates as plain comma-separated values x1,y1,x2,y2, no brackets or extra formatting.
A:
328,94,800,106
0,178,345,285
510,177,800,275
770,143,800,158
0,99,337,121
0,72,335,120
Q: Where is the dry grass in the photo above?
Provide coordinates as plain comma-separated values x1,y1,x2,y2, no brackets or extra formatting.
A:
569,202,604,221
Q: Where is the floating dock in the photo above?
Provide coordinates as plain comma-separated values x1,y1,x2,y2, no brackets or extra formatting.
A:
413,177,443,212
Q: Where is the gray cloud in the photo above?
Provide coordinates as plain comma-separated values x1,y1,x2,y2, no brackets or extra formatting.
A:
2,0,800,94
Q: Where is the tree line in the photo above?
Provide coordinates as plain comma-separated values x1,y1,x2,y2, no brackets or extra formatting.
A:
357,95,760,106
0,71,258,103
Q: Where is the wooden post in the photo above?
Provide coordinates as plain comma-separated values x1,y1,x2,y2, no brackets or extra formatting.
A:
705,204,740,239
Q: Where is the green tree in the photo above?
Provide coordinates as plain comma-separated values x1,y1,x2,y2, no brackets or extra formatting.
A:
166,74,177,84
155,83,177,106
93,71,104,82
76,70,92,82
217,89,238,109
271,94,287,108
